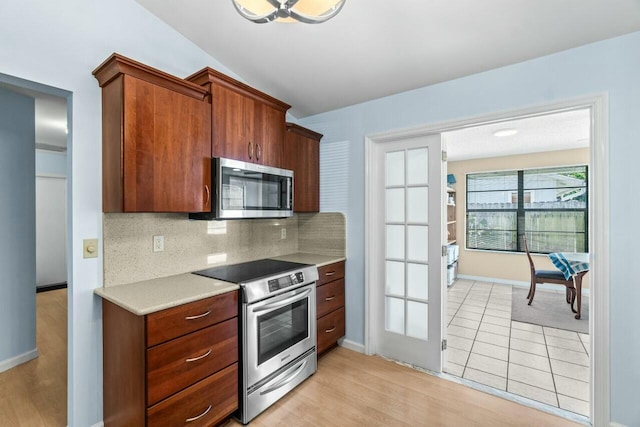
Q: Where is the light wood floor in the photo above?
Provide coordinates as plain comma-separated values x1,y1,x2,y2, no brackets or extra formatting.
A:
227,347,580,427
0,289,67,427
0,291,579,426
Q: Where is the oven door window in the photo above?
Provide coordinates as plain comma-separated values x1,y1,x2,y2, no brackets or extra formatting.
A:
257,299,309,366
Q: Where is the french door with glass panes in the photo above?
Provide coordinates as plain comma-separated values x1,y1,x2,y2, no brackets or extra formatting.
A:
369,134,445,371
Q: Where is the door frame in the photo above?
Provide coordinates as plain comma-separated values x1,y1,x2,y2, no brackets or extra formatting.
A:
0,72,73,424
364,93,609,425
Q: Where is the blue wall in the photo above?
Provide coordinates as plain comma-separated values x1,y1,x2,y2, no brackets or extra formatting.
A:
300,32,640,426
0,87,36,365
36,150,67,176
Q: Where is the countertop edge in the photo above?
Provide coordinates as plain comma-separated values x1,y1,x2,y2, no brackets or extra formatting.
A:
95,284,239,316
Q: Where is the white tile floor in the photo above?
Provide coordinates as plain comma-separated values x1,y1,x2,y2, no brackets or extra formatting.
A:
444,279,590,417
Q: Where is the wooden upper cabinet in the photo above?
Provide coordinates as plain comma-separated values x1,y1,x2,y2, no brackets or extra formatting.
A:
283,123,322,212
186,67,289,168
93,54,212,213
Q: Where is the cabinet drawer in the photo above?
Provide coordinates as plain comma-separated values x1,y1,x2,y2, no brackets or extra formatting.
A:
147,363,238,427
316,278,345,319
146,291,238,347
317,307,345,355
147,318,238,406
316,262,345,287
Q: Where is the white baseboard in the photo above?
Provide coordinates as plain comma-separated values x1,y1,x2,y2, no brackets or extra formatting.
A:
91,422,104,427
339,338,365,354
456,274,590,296
0,348,38,373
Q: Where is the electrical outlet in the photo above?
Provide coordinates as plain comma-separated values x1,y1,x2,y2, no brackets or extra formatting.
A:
281,228,287,239
153,235,164,252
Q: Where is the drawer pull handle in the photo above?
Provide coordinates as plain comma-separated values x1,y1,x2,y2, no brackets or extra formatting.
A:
186,405,212,423
325,295,336,301
185,310,211,320
325,271,336,276
325,326,336,333
186,349,212,363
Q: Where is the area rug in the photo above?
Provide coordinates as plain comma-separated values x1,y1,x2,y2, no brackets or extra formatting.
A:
511,287,589,334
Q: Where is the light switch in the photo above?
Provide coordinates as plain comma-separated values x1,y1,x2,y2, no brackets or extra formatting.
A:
83,238,99,259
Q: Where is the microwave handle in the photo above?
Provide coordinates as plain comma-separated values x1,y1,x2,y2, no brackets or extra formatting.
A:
252,287,312,313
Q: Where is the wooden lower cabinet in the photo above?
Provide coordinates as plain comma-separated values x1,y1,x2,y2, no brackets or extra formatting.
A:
102,291,239,427
147,364,238,427
315,261,346,356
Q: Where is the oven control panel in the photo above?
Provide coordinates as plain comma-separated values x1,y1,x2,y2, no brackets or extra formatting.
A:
268,272,305,292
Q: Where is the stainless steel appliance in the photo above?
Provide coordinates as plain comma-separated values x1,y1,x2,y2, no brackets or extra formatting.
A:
194,259,318,424
189,157,293,220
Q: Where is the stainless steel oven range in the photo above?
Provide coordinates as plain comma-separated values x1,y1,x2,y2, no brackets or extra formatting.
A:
194,259,319,424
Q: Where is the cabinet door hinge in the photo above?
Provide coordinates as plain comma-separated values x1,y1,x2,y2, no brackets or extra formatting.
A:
442,339,447,351
442,150,447,162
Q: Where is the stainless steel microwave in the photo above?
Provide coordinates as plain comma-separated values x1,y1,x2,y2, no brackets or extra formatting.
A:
189,157,293,220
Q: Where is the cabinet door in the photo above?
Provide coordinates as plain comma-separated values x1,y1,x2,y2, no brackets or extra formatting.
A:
284,129,319,212
212,84,250,162
122,76,211,212
257,105,285,168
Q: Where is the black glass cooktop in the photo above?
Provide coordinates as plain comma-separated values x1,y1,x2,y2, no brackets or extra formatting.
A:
193,259,311,284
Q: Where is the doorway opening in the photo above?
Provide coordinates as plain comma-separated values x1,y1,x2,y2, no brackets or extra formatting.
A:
442,108,591,420
365,95,608,425
0,74,71,426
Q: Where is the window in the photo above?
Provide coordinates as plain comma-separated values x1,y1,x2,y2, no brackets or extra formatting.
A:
466,166,588,253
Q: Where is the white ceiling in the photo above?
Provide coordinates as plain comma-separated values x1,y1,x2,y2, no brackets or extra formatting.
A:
445,108,590,161
136,0,640,118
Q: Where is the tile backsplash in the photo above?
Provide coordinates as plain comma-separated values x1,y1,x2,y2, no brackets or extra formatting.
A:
103,212,345,287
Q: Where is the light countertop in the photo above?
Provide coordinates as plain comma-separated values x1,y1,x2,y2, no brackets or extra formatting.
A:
94,273,238,316
270,252,345,267
95,252,345,316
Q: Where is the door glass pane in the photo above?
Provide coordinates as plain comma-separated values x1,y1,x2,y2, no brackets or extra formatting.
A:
407,263,428,300
386,151,405,186
406,301,428,340
407,148,428,185
386,225,405,259
385,297,405,334
407,187,428,223
407,225,428,262
386,188,405,223
385,261,405,297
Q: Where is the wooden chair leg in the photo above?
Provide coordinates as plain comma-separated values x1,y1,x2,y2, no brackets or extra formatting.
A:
527,278,534,299
528,282,536,305
566,287,571,303
570,287,578,314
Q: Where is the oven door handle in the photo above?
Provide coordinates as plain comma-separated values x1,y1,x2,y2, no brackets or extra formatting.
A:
259,359,308,396
252,288,312,313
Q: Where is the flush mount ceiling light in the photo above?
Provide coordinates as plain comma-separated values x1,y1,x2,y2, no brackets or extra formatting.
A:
493,128,518,137
232,0,346,24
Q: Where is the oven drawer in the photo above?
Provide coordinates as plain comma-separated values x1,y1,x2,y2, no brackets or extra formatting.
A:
316,261,345,287
317,307,345,355
147,363,238,427
146,318,238,406
146,291,238,347
316,278,345,318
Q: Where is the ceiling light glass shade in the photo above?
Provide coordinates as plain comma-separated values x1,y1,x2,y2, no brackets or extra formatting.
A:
232,0,346,24
493,128,518,137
